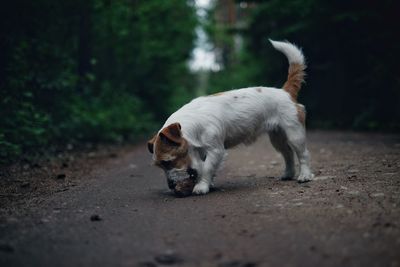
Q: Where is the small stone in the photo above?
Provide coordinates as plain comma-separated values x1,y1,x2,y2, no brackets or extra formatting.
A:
61,162,69,168
0,243,14,253
218,260,241,267
348,169,359,174
313,175,334,181
154,251,182,265
31,163,41,168
20,182,30,188
370,192,385,197
213,252,223,260
40,218,50,224
384,222,393,228
137,262,157,267
56,174,66,179
347,190,360,195
90,214,102,221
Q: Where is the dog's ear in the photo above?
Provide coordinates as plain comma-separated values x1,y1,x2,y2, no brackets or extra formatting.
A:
159,123,182,145
147,134,157,154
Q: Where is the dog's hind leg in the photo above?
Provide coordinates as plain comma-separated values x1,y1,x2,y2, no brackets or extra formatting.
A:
268,128,295,180
283,124,313,183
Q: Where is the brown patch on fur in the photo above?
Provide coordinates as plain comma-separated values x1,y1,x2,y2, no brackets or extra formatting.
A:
296,104,306,126
256,87,262,93
210,92,225,96
283,63,306,100
148,123,191,170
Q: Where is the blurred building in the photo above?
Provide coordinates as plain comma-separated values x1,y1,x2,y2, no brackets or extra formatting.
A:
213,0,256,68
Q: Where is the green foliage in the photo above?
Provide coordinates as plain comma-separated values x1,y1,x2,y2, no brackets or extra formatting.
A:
208,49,261,92
0,0,197,163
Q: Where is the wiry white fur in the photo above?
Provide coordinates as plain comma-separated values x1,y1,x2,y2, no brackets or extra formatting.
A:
269,39,305,65
159,40,313,194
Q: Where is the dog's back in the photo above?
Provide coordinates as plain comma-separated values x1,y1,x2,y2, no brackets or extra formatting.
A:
165,86,296,148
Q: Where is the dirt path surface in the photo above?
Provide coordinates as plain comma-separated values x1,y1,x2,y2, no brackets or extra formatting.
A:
1,131,399,267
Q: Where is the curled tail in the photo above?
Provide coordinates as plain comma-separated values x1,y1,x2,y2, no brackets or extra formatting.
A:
269,39,306,100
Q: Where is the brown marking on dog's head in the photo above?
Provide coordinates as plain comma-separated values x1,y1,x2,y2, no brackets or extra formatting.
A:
296,104,306,126
256,87,262,93
147,123,191,170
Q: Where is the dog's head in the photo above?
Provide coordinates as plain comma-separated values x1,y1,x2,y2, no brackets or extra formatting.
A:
147,123,198,191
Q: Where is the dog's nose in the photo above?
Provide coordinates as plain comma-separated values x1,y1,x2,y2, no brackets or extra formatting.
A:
167,179,176,190
187,168,198,179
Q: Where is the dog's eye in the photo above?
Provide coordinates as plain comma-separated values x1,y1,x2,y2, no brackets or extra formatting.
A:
160,160,173,169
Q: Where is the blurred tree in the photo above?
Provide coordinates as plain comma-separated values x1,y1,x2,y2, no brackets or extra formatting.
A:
210,0,400,130
0,0,197,162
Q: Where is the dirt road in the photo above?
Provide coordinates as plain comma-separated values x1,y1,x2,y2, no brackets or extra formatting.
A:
0,131,399,267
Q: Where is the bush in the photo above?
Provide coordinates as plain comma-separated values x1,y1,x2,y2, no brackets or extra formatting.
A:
0,0,197,163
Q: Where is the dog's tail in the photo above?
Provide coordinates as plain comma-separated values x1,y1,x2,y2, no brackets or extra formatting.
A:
269,39,306,100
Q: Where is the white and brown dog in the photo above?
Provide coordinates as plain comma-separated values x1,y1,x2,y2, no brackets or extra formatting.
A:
148,40,313,195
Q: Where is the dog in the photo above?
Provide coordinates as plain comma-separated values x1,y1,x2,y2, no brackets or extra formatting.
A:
148,40,313,195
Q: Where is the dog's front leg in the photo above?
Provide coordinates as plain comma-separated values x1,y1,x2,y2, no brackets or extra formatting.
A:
193,147,224,195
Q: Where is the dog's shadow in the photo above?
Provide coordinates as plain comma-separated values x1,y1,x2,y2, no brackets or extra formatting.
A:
155,175,297,199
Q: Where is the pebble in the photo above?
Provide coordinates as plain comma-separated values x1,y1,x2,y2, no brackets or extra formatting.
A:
348,169,359,174
370,192,385,197
347,190,360,195
154,250,182,265
137,262,157,267
56,174,66,179
313,176,335,181
40,218,50,224
20,182,30,188
0,243,14,253
90,214,102,221
218,260,257,267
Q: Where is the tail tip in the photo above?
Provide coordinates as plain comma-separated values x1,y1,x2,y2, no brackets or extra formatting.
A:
268,38,305,65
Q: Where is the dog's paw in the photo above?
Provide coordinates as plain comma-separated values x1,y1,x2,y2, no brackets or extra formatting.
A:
297,172,314,183
192,181,210,195
280,171,295,181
